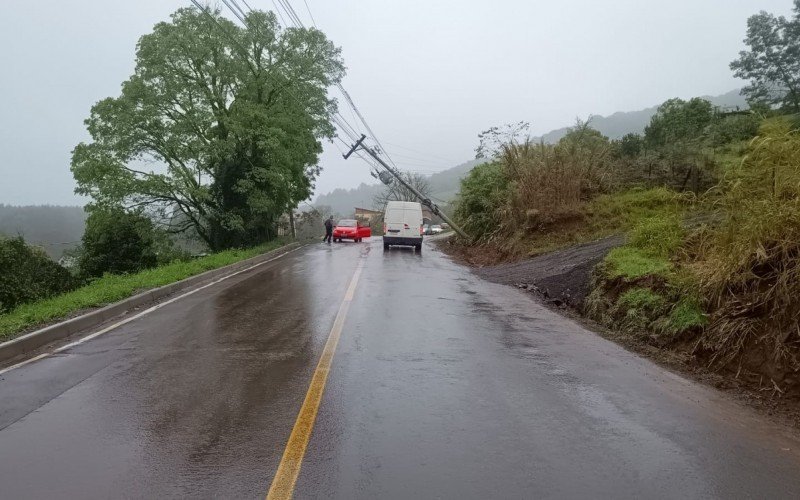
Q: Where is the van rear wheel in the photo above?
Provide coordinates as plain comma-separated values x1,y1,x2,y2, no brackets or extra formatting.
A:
383,242,389,250
415,243,422,252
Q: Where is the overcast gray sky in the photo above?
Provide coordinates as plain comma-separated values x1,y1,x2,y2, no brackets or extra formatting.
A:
0,0,792,206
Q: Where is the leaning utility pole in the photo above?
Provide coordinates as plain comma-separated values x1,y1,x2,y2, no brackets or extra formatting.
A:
343,134,469,240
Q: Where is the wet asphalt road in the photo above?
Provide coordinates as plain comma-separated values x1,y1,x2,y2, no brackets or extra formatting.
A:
2,238,800,499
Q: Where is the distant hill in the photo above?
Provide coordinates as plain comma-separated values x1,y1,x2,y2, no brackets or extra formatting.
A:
536,89,748,143
0,205,86,259
314,90,748,210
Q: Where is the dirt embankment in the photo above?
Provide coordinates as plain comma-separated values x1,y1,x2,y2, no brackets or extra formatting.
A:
465,236,623,309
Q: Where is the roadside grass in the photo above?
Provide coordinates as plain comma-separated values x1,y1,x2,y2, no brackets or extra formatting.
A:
524,187,690,257
588,214,706,341
585,187,687,234
665,297,707,333
446,186,692,265
604,247,672,280
618,287,665,312
0,239,289,340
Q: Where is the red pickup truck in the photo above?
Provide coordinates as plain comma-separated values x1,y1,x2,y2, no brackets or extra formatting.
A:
333,219,371,242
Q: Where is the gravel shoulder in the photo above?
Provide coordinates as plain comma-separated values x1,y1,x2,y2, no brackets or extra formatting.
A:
473,235,623,309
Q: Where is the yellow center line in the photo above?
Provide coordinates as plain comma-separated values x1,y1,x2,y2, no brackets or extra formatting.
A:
266,257,365,500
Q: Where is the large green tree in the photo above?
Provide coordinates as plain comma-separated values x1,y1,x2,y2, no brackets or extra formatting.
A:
71,8,344,250
644,98,716,148
730,1,800,112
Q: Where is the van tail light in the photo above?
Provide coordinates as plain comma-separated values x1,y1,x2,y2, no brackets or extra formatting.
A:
420,224,424,235
383,223,387,234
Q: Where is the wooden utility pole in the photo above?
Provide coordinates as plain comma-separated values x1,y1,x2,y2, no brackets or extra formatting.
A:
343,134,469,240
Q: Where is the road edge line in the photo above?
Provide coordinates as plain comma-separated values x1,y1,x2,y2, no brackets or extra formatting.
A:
266,258,365,500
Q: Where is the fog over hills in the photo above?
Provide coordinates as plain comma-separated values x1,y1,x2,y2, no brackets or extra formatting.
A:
314,89,747,216
313,159,485,216
0,205,86,259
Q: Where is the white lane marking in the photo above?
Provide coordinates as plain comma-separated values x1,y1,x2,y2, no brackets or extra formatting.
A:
0,353,50,376
0,246,301,377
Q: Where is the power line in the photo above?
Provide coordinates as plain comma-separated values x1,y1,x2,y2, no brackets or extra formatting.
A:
258,0,402,171
192,0,363,158
301,0,317,27
222,0,247,22
270,0,288,26
208,0,368,153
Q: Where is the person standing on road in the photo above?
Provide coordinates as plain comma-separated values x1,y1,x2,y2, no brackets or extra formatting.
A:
323,216,334,243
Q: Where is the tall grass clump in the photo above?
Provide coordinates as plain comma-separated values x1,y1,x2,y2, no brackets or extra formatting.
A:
696,119,800,370
456,121,615,245
500,125,613,234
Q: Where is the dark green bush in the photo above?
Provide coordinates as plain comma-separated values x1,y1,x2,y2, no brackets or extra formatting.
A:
0,236,76,312
79,209,158,278
706,113,760,146
453,161,509,240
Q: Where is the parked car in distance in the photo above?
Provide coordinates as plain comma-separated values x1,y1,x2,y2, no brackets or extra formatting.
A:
333,219,371,242
383,201,423,251
430,224,444,234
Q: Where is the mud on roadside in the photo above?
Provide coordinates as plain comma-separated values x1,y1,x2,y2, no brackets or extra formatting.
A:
434,236,800,427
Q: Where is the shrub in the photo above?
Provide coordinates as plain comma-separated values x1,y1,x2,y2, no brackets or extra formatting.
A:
454,161,509,240
0,236,76,312
706,113,760,146
79,209,158,278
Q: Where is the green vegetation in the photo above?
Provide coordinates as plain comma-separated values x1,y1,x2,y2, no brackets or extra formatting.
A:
587,118,800,377
585,189,686,241
78,209,159,279
627,214,685,257
453,162,509,239
664,297,707,334
644,97,717,148
0,239,288,340
453,2,800,385
71,7,343,251
618,288,665,312
693,119,800,368
730,0,800,112
0,237,76,313
604,247,671,281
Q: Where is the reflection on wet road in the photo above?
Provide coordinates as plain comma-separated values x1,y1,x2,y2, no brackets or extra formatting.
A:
1,238,800,498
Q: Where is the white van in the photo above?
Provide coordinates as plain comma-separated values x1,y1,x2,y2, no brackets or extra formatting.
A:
383,201,424,251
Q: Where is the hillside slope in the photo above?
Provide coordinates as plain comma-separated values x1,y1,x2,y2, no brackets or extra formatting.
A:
314,89,747,214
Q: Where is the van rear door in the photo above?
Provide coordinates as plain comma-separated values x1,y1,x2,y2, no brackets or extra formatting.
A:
385,205,407,236
385,204,422,239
